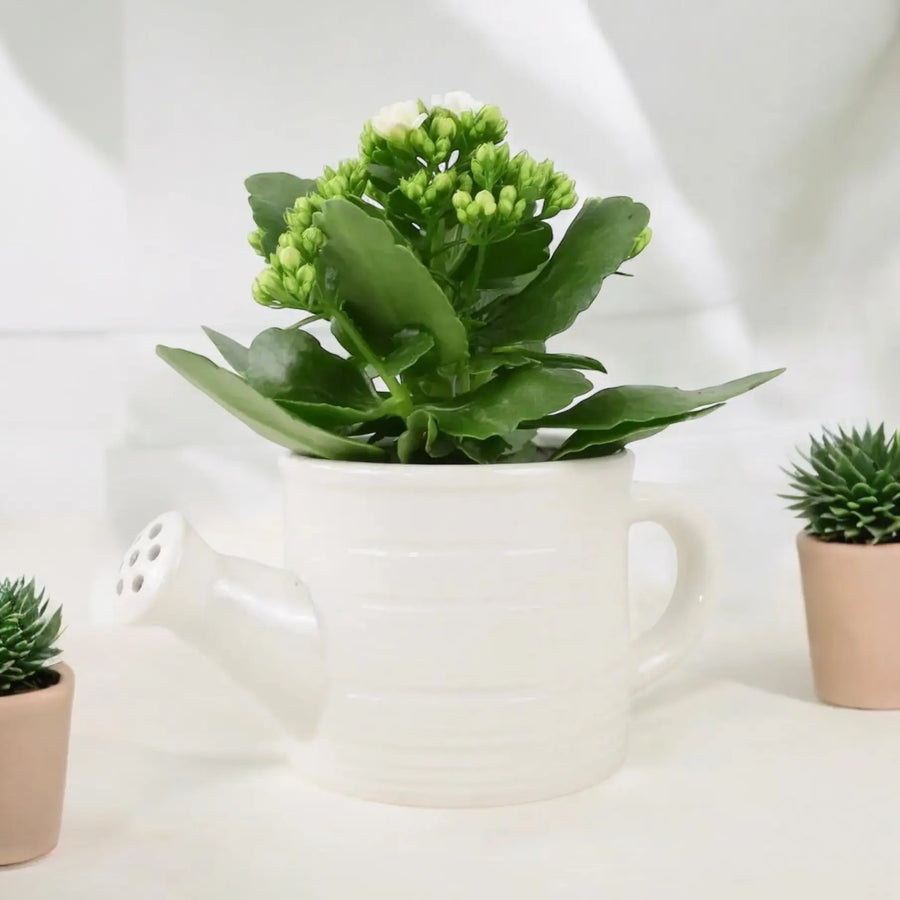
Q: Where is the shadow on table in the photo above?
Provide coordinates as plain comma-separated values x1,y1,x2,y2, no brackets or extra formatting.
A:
711,647,818,705
631,646,819,715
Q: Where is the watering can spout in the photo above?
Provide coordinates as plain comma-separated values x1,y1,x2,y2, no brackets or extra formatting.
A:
115,512,327,740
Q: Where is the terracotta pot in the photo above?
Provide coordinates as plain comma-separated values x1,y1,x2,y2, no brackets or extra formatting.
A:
0,663,74,866
797,533,900,709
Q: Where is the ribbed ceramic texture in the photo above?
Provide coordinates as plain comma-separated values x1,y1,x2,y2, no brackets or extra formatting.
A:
282,454,636,806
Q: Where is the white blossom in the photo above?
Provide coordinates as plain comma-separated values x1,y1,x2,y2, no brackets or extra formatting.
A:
370,100,427,140
429,91,484,115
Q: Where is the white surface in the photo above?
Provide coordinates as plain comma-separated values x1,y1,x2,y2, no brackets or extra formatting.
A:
3,514,900,897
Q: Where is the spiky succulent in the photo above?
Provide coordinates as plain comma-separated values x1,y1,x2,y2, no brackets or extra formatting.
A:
783,425,900,544
0,578,63,694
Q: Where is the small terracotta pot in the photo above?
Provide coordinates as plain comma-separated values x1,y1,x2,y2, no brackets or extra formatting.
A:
0,664,74,866
797,533,900,709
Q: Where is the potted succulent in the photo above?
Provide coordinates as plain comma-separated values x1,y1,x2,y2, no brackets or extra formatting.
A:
0,578,72,865
142,93,784,806
785,425,900,709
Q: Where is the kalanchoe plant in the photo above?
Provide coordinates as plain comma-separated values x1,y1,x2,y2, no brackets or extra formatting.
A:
783,424,900,544
0,578,63,694
158,92,782,464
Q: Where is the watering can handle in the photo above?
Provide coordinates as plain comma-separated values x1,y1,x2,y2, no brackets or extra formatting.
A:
627,483,719,692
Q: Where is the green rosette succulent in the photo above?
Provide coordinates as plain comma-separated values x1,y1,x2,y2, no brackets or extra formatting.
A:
0,578,63,693
158,91,782,464
783,425,900,544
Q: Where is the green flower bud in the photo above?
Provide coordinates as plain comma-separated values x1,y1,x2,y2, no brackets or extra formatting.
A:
286,196,315,231
359,121,380,158
297,263,316,291
474,190,497,216
430,114,457,141
629,226,652,258
300,226,325,255
408,128,436,160
251,277,270,306
433,136,452,163
473,104,507,142
498,197,514,217
535,160,555,191
319,174,348,199
277,245,303,272
432,171,454,193
452,190,472,211
248,229,266,257
253,268,296,308
400,169,428,201
499,184,517,204
471,142,510,189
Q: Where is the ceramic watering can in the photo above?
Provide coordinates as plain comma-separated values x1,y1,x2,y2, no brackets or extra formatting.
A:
116,451,718,807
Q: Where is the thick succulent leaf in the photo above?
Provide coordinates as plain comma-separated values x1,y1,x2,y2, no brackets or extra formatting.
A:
157,346,385,461
397,410,442,463
246,328,379,410
203,327,249,375
455,222,552,286
552,405,724,460
426,366,592,440
451,429,538,464
529,369,784,430
476,197,650,348
482,222,553,280
381,329,435,376
277,399,398,431
343,195,417,245
245,173,316,256
316,199,468,365
468,349,606,375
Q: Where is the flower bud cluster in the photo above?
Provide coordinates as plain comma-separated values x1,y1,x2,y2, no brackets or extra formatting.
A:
399,168,472,217
252,158,366,309
450,145,577,240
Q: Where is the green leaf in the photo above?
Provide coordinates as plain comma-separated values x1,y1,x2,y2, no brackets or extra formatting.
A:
530,369,784,430
455,222,552,287
277,400,397,431
426,366,592,439
381,329,435,376
157,346,385,461
316,199,468,366
343,195,417,245
468,349,607,375
451,429,538,464
203,327,249,375
397,410,441,463
246,328,379,410
476,197,651,347
482,222,553,280
552,405,724,461
245,173,316,257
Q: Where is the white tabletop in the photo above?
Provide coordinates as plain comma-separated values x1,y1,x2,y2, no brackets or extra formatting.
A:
3,516,900,899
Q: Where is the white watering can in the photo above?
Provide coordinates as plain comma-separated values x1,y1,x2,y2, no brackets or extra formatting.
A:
116,451,718,807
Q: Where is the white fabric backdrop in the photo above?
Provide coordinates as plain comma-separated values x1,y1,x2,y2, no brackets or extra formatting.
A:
1,0,899,624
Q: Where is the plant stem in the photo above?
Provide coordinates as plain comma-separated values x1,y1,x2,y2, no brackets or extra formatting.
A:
468,243,487,308
332,310,413,415
290,313,322,328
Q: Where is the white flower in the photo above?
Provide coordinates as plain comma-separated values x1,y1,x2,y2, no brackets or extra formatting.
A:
429,91,484,115
369,100,427,140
